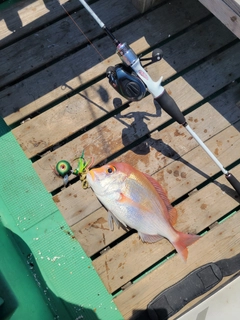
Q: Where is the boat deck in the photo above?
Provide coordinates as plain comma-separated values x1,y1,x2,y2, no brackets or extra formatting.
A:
1,0,240,318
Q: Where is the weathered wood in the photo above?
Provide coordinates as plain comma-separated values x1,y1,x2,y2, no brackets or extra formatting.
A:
59,110,240,226
90,129,240,293
132,0,164,13
199,0,240,38
71,83,240,255
224,0,240,15
31,40,240,190
14,37,240,161
3,0,240,318
32,75,201,190
0,0,210,124
0,0,139,89
30,38,240,191
114,208,240,318
0,0,81,48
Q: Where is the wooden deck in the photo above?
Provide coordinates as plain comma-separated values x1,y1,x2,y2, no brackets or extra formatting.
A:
1,0,240,319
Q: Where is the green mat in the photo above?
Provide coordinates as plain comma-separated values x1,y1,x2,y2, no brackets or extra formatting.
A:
0,117,123,319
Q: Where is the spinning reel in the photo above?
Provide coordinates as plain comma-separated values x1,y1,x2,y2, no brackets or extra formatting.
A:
106,47,163,101
78,0,240,195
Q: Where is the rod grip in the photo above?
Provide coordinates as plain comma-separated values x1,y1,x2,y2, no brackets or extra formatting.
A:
155,90,186,125
226,173,240,195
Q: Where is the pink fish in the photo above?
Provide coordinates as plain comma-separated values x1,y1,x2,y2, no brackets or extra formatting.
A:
87,162,200,261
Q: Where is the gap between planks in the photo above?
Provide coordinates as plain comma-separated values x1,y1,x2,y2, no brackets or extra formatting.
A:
63,83,240,228
0,0,140,88
88,148,240,294
0,0,211,124
30,39,240,190
114,209,240,319
0,0,81,46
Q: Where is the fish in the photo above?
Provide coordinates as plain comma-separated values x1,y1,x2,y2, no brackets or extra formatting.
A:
86,162,200,261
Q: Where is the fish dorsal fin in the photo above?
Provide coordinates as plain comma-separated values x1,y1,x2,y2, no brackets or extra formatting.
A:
143,173,178,225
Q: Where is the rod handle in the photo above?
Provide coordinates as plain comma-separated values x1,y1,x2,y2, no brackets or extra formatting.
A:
226,173,240,196
155,90,186,125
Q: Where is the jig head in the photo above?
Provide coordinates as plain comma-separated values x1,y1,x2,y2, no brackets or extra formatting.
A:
54,150,92,189
55,160,72,187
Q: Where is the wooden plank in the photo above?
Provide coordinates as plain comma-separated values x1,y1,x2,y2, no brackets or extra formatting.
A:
224,0,240,15
31,40,240,190
71,83,240,256
69,106,240,234
0,0,140,88
0,0,210,124
32,75,202,190
114,207,240,318
0,0,81,47
12,59,188,159
199,0,240,38
90,128,240,293
132,0,163,13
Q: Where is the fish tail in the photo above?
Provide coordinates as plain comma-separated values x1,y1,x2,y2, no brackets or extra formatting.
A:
173,232,200,261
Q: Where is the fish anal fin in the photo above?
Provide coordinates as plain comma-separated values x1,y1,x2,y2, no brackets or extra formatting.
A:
143,173,178,225
138,232,163,243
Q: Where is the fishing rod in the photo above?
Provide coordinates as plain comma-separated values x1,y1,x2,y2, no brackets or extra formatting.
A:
77,0,240,196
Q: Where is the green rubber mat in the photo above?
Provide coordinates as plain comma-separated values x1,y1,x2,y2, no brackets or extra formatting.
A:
0,117,123,319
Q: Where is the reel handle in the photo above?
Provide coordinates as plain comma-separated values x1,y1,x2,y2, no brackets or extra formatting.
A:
155,90,186,125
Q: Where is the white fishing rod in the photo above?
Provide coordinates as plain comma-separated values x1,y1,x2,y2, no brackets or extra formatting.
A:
78,0,240,195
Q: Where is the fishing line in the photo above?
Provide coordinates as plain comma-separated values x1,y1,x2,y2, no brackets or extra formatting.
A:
55,0,240,196
59,2,105,61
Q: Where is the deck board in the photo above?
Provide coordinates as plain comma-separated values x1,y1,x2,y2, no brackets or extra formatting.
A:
1,0,240,318
93,164,240,294
0,0,80,47
71,83,240,256
31,37,240,189
0,0,140,88
88,122,240,293
114,205,240,319
58,82,240,228
0,0,209,124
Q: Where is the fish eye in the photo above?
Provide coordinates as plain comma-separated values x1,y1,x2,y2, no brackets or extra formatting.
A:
107,166,115,174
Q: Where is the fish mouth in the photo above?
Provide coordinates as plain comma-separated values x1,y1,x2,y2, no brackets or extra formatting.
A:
87,169,96,182
87,168,103,183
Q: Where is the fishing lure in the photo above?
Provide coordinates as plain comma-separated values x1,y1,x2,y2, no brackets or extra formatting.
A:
54,150,92,188
55,160,72,187
72,150,91,189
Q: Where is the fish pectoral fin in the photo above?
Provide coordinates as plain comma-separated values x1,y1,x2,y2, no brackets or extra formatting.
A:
138,232,163,243
108,211,114,231
107,210,128,231
118,193,149,213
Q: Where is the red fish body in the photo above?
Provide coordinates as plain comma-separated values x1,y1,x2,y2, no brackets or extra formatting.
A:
86,162,199,261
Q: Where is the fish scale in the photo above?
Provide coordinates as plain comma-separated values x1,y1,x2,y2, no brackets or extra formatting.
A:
87,162,200,261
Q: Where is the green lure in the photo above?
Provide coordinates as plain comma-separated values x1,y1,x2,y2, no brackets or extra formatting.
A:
72,150,90,176
54,151,91,189
55,160,72,177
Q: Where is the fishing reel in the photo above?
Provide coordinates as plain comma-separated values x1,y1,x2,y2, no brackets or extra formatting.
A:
106,47,163,101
